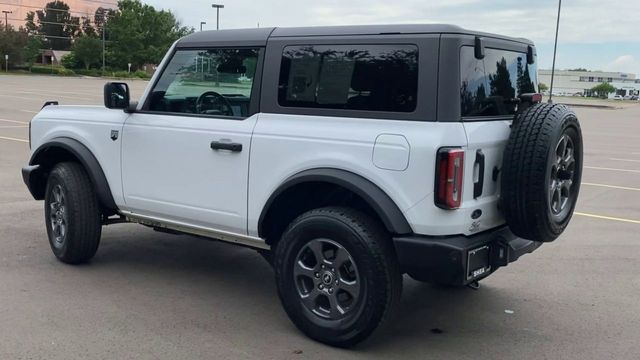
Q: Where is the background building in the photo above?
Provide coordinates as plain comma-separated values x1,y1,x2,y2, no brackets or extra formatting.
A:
539,69,640,97
1,0,116,29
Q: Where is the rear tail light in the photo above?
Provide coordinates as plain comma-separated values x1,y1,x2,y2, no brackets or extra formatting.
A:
435,148,465,209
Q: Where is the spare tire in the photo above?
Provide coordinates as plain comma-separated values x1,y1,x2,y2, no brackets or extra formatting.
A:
501,103,583,242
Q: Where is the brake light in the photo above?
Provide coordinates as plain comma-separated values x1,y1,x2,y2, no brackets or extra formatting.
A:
435,148,465,209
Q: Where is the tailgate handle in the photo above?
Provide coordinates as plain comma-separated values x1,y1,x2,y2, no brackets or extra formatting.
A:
473,150,485,199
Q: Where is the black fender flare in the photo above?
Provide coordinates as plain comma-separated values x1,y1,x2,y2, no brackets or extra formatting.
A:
258,168,412,237
28,137,118,211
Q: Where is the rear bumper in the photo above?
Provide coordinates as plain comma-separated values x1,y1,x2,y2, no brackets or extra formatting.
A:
394,226,542,286
22,165,45,200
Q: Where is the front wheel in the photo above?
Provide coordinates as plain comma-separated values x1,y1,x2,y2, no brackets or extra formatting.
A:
44,162,102,264
274,207,402,347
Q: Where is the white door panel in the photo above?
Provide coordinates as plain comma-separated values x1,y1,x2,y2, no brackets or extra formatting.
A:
121,113,256,234
247,113,469,237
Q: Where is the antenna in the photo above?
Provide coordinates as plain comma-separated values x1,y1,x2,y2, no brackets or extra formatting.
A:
548,0,562,104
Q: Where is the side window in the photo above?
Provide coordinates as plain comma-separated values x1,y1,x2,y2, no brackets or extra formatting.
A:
278,44,418,112
460,47,538,117
147,48,260,118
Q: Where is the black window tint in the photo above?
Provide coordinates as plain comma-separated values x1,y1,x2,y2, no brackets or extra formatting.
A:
278,44,418,112
460,47,538,117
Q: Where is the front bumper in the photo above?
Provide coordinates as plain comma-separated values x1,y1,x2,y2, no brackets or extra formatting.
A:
394,226,542,286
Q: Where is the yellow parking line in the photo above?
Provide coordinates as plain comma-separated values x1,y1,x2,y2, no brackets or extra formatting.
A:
609,158,640,163
582,182,640,192
575,212,640,225
0,118,28,124
585,166,640,174
0,136,28,143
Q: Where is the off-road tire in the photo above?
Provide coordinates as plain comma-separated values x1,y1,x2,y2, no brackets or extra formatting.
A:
44,162,102,264
501,103,583,242
274,207,402,348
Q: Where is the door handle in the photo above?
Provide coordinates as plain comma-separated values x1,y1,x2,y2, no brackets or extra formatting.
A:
473,150,485,199
210,141,243,152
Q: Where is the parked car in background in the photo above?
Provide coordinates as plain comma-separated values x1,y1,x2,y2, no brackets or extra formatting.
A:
613,95,624,100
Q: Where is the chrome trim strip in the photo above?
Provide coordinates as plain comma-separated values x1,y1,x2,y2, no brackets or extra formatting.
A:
120,211,270,250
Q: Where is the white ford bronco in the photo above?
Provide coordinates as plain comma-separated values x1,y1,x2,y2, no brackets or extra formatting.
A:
22,25,583,347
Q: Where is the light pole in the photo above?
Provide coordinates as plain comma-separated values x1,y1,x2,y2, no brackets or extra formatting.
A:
211,4,224,30
548,0,562,104
200,21,206,31
102,13,109,74
2,10,12,31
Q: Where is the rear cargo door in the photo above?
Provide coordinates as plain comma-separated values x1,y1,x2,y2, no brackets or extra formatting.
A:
458,39,538,229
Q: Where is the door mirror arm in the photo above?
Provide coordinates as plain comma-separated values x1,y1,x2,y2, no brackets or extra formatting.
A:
125,101,138,113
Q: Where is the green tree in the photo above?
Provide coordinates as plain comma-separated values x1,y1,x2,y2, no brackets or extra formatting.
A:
94,7,116,36
0,25,29,70
591,83,616,98
538,83,549,93
106,0,193,70
73,36,102,69
24,12,39,35
31,1,80,50
23,37,44,71
60,52,79,69
81,17,96,37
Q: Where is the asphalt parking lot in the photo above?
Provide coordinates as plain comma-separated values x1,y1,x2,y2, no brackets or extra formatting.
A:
1,74,639,359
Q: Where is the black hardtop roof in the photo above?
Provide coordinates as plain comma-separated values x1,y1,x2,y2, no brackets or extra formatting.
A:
176,24,534,48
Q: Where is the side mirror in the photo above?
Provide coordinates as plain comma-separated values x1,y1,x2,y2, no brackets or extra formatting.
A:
104,82,130,110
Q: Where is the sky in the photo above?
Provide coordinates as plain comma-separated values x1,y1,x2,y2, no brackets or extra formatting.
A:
142,0,640,76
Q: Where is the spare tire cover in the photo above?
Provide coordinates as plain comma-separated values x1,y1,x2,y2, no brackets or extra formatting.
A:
501,103,583,242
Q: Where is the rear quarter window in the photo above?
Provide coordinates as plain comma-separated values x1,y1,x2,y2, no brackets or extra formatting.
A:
278,44,418,113
460,46,538,118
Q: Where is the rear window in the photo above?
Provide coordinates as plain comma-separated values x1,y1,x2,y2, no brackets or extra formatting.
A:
278,44,418,112
460,46,538,118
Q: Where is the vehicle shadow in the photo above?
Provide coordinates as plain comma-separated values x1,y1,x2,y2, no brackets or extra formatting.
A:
93,224,525,354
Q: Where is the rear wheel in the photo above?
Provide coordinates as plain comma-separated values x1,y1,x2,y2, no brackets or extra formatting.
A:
44,162,102,264
274,207,401,347
501,103,583,242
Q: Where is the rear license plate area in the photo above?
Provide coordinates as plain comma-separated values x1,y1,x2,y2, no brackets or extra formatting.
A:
467,245,491,280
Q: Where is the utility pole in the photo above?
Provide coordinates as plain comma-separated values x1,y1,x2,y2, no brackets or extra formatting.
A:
548,0,562,104
102,14,107,74
211,4,224,30
200,21,206,31
2,11,12,31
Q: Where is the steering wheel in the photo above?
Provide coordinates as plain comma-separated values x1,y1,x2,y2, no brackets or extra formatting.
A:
196,91,234,116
